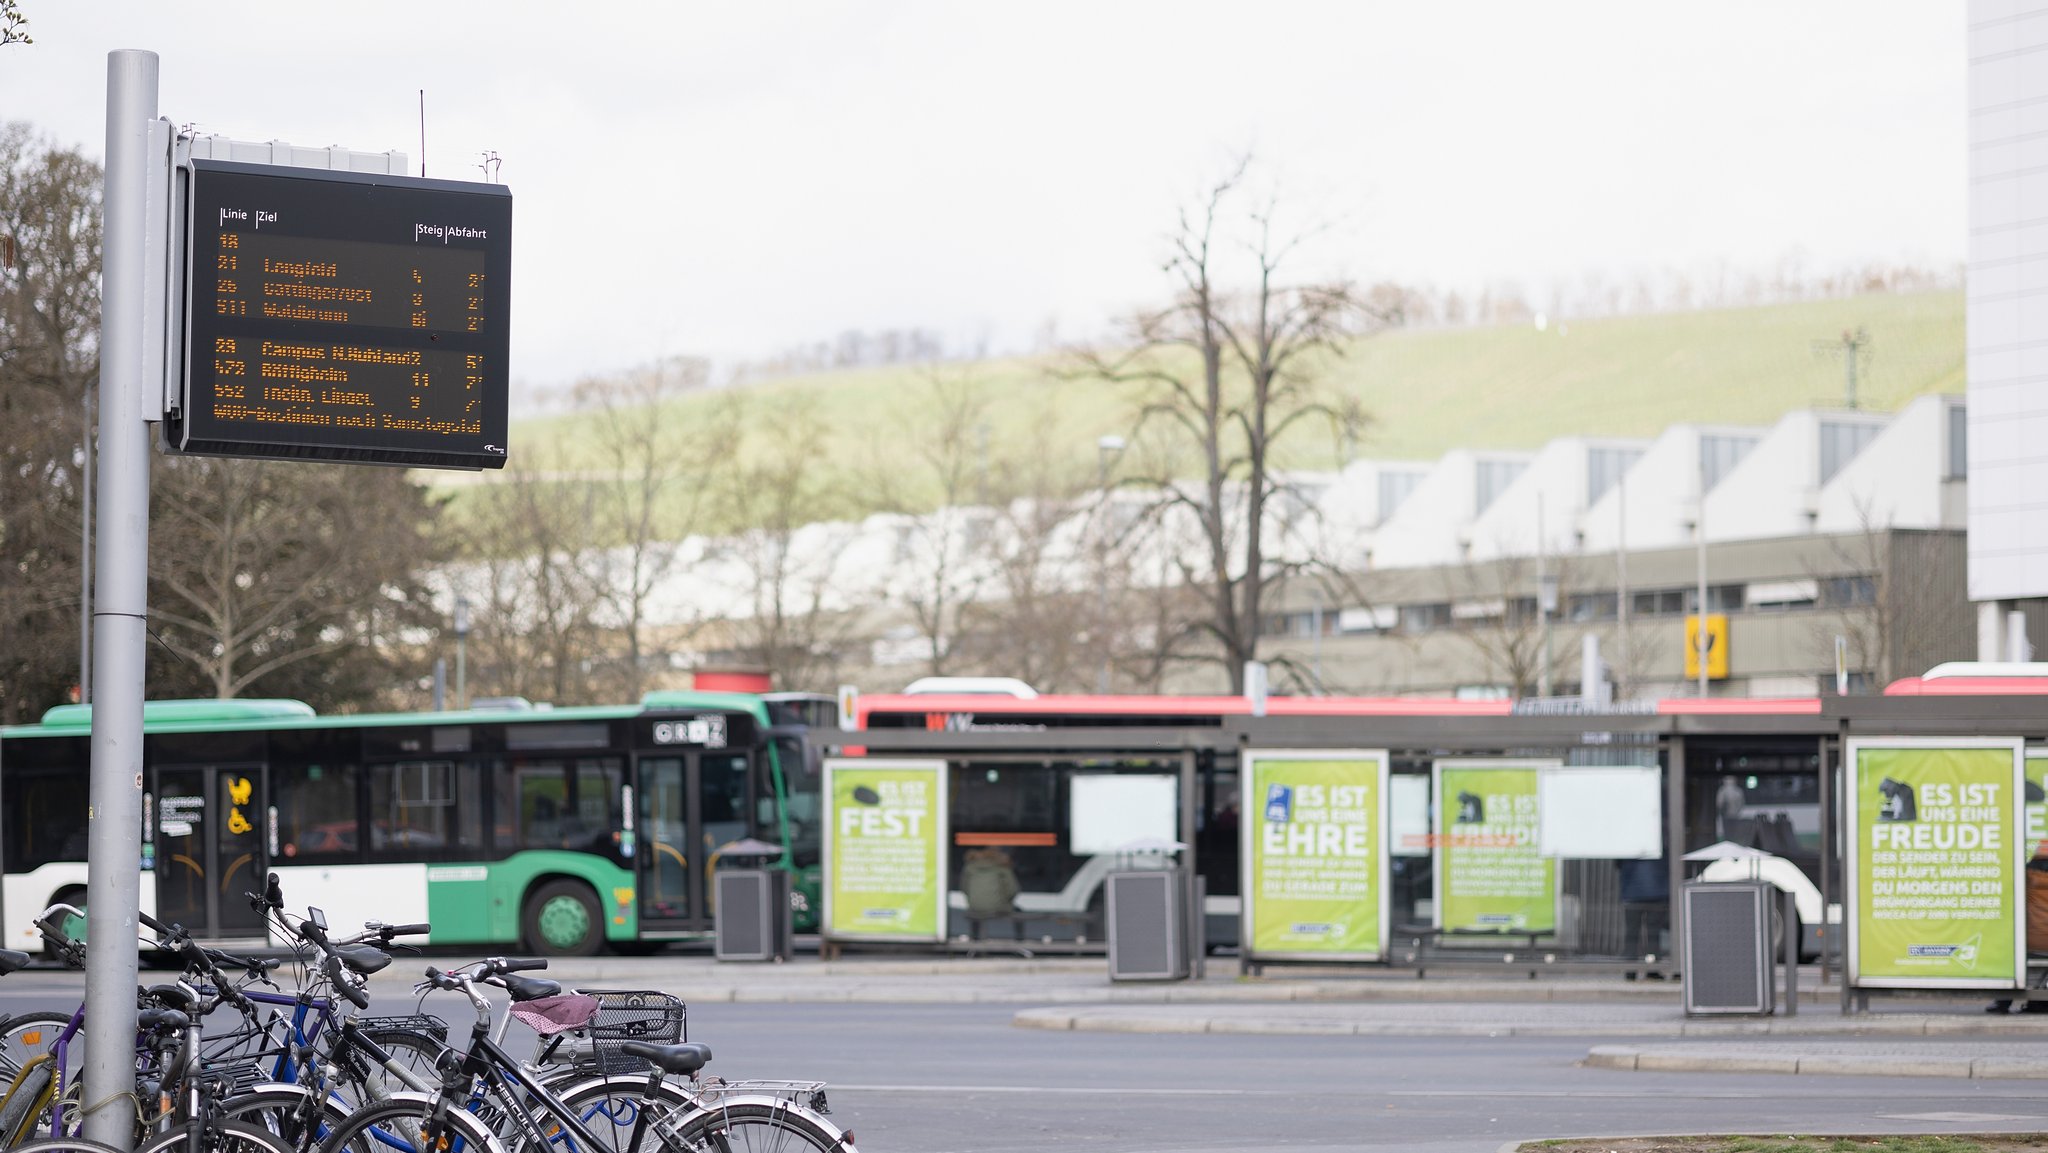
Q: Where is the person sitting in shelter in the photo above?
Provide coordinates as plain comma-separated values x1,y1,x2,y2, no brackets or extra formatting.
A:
961,845,1022,940
1989,850,2048,1013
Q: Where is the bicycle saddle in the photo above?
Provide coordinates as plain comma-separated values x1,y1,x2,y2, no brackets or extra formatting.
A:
334,946,393,975
136,1007,190,1032
500,973,563,1002
0,948,31,974
145,983,198,1012
616,1041,712,1076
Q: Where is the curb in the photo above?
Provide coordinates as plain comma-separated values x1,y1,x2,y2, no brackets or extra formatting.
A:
1011,1007,2048,1038
1584,1044,2048,1078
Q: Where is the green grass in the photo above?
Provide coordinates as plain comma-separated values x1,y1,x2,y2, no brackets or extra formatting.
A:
482,290,1962,519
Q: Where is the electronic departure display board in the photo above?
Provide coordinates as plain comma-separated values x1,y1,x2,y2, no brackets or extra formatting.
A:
170,160,512,469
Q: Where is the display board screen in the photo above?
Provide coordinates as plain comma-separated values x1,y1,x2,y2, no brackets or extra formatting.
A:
174,160,511,469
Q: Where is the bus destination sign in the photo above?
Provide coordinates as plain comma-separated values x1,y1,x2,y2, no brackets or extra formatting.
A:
172,160,512,469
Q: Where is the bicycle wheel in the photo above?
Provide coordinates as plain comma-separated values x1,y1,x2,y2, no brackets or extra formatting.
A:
135,1119,300,1153
663,1100,854,1153
3,1138,121,1153
535,1076,703,1153
221,1085,355,1153
0,1015,76,1083
313,1094,500,1153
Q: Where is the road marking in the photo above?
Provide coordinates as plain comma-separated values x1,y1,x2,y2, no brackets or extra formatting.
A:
1880,1112,2045,1123
833,1084,2048,1103
835,1084,1284,1096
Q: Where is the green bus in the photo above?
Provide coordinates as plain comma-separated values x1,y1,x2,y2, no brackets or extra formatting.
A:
0,691,828,955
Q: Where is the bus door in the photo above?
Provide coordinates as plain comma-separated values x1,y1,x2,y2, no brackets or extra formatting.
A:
633,751,752,933
151,764,269,940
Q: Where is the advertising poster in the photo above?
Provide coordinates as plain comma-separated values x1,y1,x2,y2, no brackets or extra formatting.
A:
2024,749,2048,859
1241,750,1389,961
822,758,948,942
1433,761,1557,934
1848,738,2024,988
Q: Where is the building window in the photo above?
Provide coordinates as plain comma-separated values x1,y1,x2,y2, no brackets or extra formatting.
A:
1400,603,1453,633
1568,592,1618,622
1474,459,1526,514
1819,420,1881,484
1338,606,1395,635
1948,404,1968,480
1746,579,1819,613
1692,584,1746,613
1586,447,1642,506
1699,434,1757,491
1820,576,1878,607
1632,589,1687,617
1377,471,1423,524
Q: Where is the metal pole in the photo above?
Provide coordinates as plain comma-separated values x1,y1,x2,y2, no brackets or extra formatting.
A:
1817,735,1833,987
1095,438,1121,694
1616,472,1629,700
1665,736,1685,976
1537,496,1551,698
1782,885,1799,1015
79,388,93,702
84,47,157,1152
454,596,470,710
1696,443,1709,698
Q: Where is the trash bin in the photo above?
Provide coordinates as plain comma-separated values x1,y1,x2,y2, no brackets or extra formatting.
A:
715,867,792,962
1107,867,1189,981
1681,879,1775,1014
713,837,792,962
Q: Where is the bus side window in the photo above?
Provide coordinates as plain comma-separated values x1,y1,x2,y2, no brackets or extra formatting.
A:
272,762,362,862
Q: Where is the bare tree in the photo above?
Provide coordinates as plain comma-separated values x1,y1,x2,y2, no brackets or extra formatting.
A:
1081,161,1374,692
147,457,446,702
865,369,995,677
0,1,29,46
720,391,864,690
1809,509,1971,690
1444,555,1568,699
0,122,96,721
458,444,607,705
575,356,731,700
949,409,1111,690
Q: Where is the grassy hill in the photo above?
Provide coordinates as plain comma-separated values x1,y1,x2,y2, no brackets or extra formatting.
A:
491,290,1962,517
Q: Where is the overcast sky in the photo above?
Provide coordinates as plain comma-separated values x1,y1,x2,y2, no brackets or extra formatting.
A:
1,1,1965,398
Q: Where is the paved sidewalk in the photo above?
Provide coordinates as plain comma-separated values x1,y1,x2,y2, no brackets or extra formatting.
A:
1010,1000,2048,1038
1586,1039,2048,1079
358,954,1704,1005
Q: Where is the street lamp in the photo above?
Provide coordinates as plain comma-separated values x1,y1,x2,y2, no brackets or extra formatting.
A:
1095,435,1126,693
1537,570,1559,698
453,595,471,711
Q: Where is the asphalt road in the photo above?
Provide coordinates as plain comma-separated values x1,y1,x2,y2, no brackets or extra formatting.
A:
4,979,2046,1153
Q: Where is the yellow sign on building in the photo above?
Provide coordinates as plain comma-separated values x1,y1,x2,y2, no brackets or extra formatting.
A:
1685,614,1729,680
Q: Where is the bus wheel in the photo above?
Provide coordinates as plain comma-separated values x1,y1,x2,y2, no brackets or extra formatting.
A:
523,880,604,956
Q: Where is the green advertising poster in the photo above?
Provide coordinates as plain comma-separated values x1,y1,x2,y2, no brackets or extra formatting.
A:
822,759,948,941
2023,750,2048,861
1433,761,1557,934
1849,739,2024,988
1241,750,1389,961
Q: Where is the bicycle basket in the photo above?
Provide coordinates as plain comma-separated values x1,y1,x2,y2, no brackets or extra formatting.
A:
579,989,687,1075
